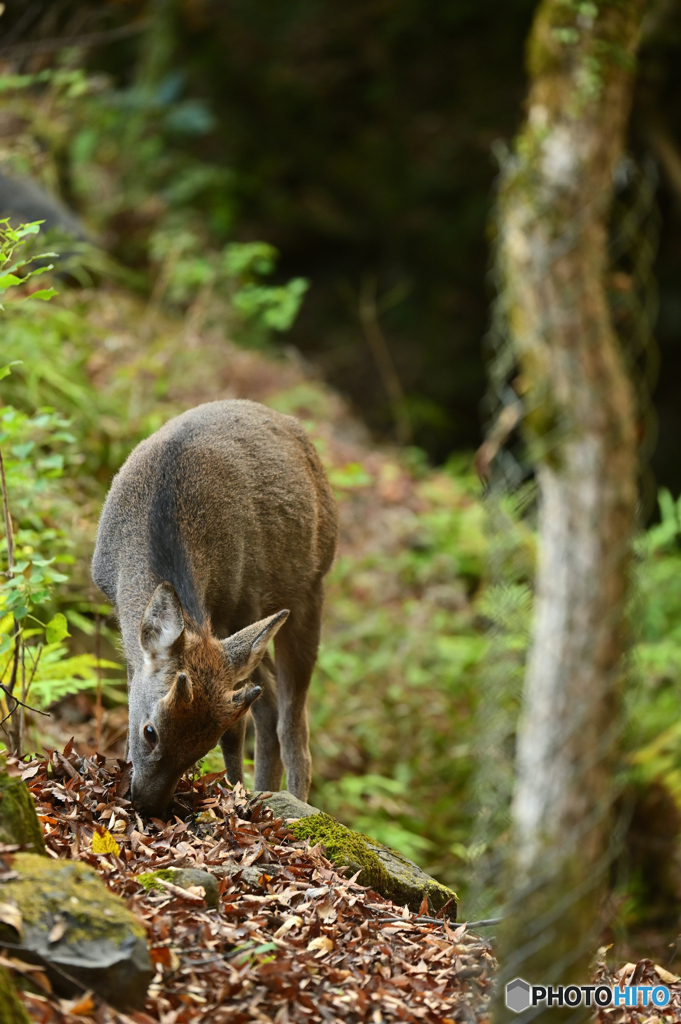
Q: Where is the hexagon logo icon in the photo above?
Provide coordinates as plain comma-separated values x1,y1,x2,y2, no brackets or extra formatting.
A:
506,977,531,1013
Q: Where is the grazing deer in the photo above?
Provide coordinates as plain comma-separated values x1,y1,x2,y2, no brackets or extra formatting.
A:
91,400,338,818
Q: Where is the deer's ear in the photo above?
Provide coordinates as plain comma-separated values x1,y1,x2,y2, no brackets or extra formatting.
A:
221,610,289,682
140,583,185,661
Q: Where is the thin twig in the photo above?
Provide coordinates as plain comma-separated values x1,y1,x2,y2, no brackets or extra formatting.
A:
0,445,22,749
0,19,151,59
649,122,681,201
367,905,502,929
0,448,14,575
0,686,50,727
93,585,103,751
18,644,25,757
24,643,42,693
5,625,19,699
358,277,412,446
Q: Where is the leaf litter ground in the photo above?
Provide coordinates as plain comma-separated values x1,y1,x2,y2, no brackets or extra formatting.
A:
7,743,496,1024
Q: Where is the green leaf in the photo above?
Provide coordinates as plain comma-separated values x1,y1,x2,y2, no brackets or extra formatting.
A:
10,442,35,460
14,223,42,237
45,612,69,644
27,288,58,302
0,274,21,289
0,361,21,381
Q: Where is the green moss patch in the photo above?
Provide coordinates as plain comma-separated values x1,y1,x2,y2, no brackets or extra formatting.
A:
137,869,175,893
0,853,145,946
0,853,152,1009
289,813,457,916
290,814,391,891
0,775,45,853
136,867,219,908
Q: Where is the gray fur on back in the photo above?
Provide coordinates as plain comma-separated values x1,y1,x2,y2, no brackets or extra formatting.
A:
92,399,337,659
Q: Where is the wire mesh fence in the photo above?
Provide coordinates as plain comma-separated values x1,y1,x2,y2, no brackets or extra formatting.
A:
469,151,661,1018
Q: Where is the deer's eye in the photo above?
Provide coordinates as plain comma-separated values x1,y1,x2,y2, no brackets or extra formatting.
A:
143,723,158,749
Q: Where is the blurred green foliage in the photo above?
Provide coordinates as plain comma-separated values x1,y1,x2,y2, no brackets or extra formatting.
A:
0,23,679,908
3,217,681,897
629,491,681,804
0,400,141,735
4,0,681,487
0,228,117,728
309,463,487,876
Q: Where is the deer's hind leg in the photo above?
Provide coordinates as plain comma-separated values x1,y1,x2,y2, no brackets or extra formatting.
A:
274,584,323,801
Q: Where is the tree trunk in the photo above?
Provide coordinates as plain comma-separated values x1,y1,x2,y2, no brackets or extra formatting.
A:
493,1,646,1019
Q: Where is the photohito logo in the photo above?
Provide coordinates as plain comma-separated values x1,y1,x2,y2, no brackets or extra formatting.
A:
505,978,670,1012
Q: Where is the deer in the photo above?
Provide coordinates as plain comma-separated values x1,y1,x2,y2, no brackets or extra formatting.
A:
91,399,338,819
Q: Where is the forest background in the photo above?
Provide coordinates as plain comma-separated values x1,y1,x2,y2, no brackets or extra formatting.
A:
2,0,681,957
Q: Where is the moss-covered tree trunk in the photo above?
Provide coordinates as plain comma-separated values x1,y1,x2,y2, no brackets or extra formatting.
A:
493,1,646,1019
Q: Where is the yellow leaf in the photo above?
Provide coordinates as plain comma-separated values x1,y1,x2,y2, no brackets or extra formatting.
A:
195,809,218,823
91,828,121,857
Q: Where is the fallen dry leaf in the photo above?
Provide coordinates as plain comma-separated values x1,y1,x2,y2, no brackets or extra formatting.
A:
0,900,22,938
306,935,333,955
273,914,303,938
64,992,96,1015
653,963,679,985
5,748,499,1024
47,915,66,944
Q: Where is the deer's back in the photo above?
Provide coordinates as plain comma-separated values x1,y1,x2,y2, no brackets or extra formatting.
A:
92,400,338,639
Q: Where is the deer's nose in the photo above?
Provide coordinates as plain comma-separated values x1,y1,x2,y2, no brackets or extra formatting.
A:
130,778,171,821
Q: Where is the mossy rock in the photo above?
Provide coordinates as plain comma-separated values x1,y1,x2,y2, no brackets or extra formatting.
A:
0,964,29,1024
256,792,457,917
0,853,152,1009
137,867,219,908
0,773,45,853
254,790,322,820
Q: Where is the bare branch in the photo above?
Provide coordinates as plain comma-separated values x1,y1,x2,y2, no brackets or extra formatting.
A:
0,447,14,576
358,277,412,446
0,19,151,60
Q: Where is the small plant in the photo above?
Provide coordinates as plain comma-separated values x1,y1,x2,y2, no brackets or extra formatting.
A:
0,219,58,307
147,228,309,335
0,224,116,754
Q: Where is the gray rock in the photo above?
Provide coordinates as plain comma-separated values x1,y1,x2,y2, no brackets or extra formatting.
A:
0,853,152,1009
364,839,458,917
169,868,220,908
212,862,273,888
137,867,219,908
254,790,322,821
